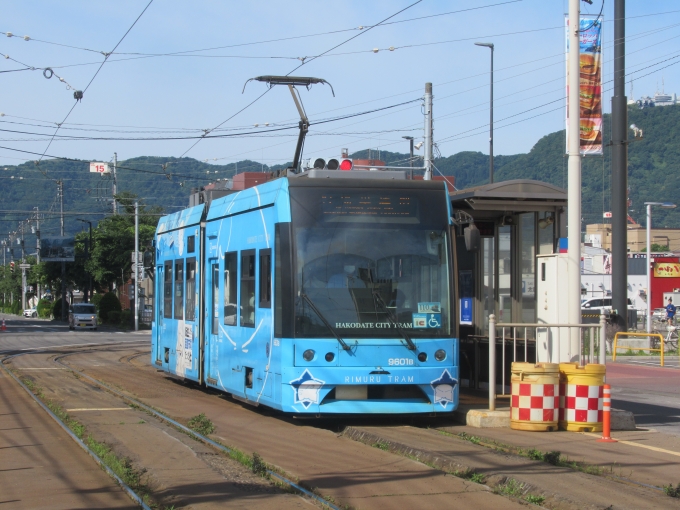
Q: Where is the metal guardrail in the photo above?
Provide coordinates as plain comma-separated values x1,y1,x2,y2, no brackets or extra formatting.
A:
487,314,607,411
612,332,664,367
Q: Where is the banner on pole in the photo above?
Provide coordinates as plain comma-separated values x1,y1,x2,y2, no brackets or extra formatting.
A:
566,16,603,156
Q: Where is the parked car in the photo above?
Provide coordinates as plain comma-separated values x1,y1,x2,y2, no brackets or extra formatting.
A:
23,307,37,318
652,307,667,321
581,297,634,314
69,303,98,331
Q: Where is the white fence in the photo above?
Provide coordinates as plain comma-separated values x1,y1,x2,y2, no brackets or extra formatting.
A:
487,314,607,411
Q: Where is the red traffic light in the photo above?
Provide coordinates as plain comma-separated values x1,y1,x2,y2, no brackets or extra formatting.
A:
10,261,15,273
339,159,353,171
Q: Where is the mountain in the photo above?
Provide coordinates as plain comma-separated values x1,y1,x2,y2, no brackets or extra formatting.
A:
1,103,679,242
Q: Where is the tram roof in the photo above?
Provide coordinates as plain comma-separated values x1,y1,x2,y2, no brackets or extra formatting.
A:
156,203,205,234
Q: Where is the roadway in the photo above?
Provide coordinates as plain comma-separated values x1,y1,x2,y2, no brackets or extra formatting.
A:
607,356,680,436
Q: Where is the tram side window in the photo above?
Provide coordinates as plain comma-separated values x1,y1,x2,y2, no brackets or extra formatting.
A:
187,235,195,253
163,261,172,319
259,249,271,308
211,263,219,335
174,260,184,320
185,258,196,321
224,252,238,326
241,250,256,327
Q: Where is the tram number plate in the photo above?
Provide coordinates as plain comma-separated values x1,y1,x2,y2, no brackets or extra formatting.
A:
388,358,414,366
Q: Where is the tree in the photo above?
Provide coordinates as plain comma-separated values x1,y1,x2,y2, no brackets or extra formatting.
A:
641,243,670,252
87,192,161,290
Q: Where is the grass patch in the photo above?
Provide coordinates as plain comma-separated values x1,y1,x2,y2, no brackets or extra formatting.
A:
372,440,390,451
664,483,680,498
494,478,526,498
454,430,605,476
251,452,268,477
187,413,215,436
525,494,546,505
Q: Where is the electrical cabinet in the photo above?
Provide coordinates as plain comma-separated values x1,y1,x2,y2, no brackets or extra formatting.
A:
535,253,579,363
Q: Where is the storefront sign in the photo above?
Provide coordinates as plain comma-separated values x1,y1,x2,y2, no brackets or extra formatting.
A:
654,262,680,277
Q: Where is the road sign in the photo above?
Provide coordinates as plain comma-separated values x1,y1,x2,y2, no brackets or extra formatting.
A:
131,262,145,281
603,212,612,218
131,252,143,262
89,162,110,174
19,263,31,269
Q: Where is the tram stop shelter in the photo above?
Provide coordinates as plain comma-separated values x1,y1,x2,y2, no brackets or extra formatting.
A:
449,179,568,392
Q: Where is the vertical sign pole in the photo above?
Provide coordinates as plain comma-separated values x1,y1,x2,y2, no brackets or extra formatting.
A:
567,0,582,360
423,83,433,181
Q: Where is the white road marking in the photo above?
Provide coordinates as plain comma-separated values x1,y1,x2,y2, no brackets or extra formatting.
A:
17,368,66,370
66,408,131,412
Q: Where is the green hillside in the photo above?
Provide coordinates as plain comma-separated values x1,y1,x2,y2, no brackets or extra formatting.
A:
1,103,679,242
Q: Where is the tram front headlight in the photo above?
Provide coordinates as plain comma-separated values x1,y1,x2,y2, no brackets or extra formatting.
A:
417,352,427,362
434,349,447,361
302,349,315,362
325,352,335,362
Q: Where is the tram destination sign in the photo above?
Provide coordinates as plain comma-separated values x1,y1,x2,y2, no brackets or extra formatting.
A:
320,192,418,220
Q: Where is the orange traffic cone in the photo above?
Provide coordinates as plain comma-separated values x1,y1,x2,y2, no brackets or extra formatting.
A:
1,319,6,331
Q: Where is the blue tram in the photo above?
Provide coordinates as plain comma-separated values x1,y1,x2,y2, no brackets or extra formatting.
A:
152,171,459,414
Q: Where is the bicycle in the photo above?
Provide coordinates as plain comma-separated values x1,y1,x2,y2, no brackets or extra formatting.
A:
651,322,679,352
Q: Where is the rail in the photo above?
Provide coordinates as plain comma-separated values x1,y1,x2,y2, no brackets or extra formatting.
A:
612,332,664,367
487,314,607,411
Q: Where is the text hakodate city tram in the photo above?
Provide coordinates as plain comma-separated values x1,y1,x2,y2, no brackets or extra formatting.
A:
152,168,459,414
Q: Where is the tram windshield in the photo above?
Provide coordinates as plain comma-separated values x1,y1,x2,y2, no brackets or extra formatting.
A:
290,186,451,338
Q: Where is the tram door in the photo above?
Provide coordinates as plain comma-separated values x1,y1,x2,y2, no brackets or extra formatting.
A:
155,263,165,363
205,261,219,381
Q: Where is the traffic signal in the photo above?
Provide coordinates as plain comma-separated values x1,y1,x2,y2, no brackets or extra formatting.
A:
10,261,15,273
311,157,353,171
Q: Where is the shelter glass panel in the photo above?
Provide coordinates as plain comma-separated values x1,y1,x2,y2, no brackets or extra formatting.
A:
498,226,512,322
519,213,536,323
481,237,495,332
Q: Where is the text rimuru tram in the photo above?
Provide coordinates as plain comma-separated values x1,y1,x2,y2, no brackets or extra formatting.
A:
152,171,459,414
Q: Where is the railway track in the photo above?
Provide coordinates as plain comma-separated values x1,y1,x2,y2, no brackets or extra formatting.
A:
4,340,533,509
13,340,671,510
2,341,324,510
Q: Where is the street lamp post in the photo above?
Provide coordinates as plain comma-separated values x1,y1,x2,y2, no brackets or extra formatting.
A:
645,201,676,333
475,41,494,184
402,136,414,180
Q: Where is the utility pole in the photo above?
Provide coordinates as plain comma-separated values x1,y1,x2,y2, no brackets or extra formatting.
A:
112,152,118,215
58,180,66,322
611,0,628,331
134,201,139,332
423,82,433,181
35,207,40,302
567,0,582,360
20,224,26,310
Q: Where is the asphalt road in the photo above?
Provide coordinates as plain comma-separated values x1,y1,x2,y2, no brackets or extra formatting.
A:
607,357,680,436
0,313,148,355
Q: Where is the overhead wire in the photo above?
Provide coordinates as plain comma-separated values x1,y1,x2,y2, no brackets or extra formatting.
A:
177,0,424,158
36,0,155,165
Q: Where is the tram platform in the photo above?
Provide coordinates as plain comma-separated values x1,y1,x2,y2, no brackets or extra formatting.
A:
0,368,136,509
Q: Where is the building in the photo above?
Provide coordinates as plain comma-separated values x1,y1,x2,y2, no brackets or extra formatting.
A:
585,223,680,252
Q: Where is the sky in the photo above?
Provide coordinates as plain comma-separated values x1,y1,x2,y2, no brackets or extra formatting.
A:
1,0,679,170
